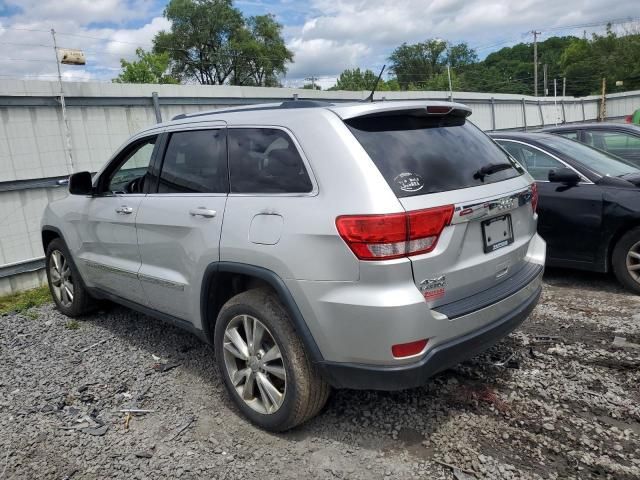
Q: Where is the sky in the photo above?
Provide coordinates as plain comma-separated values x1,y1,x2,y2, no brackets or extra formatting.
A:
0,0,638,89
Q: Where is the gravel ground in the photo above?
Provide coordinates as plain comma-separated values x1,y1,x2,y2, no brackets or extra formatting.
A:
1,269,639,480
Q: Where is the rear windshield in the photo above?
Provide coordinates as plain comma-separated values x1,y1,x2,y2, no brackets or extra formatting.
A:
346,115,523,197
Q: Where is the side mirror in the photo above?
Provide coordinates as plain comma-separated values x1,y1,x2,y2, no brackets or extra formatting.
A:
548,167,580,185
68,171,93,195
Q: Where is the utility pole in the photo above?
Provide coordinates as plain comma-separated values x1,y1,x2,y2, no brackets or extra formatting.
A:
51,29,74,174
562,77,566,97
599,77,607,121
532,30,541,96
543,64,548,96
305,76,319,90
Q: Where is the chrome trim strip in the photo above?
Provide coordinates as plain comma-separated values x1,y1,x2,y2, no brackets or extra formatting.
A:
84,260,139,279
83,260,186,291
450,186,533,224
138,273,186,291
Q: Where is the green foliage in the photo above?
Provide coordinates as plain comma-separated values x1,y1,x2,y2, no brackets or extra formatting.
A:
388,39,476,90
302,83,321,90
65,320,80,330
113,48,178,84
327,68,399,91
0,286,51,315
152,0,292,85
376,31,640,95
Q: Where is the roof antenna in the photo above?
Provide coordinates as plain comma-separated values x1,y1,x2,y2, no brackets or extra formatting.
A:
364,64,385,103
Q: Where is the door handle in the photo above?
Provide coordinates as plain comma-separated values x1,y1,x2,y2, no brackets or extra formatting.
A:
189,207,217,218
115,206,133,215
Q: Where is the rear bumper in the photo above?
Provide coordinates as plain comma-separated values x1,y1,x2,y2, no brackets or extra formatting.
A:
317,276,542,390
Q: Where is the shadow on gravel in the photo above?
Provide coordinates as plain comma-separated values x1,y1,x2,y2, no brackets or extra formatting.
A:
543,267,628,294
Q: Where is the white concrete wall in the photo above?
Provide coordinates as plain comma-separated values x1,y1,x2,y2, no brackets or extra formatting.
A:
1,79,639,294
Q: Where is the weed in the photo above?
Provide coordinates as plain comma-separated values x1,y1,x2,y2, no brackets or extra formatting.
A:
65,320,80,330
0,286,51,315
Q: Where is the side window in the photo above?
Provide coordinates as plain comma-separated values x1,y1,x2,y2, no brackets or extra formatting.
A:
499,141,565,181
557,131,578,140
585,131,640,152
157,129,228,194
228,128,313,194
106,136,157,193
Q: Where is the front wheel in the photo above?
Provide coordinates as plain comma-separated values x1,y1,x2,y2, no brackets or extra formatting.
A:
45,238,95,316
612,227,640,294
214,288,330,431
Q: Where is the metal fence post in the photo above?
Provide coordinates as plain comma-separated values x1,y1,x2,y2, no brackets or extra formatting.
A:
490,97,496,131
581,99,586,121
151,92,162,123
521,98,527,131
561,99,566,124
538,100,545,127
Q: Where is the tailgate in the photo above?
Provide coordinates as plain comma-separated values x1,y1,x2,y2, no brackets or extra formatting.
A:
399,178,537,308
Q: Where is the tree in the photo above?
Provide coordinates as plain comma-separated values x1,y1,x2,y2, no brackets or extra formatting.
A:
113,48,178,84
388,39,477,90
302,83,321,90
328,68,399,91
153,0,292,86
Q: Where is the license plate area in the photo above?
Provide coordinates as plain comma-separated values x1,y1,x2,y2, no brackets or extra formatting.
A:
482,214,514,253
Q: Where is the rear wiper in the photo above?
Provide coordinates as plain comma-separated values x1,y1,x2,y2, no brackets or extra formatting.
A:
474,162,513,181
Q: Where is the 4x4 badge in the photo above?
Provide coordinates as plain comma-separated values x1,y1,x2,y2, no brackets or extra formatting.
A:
419,275,446,300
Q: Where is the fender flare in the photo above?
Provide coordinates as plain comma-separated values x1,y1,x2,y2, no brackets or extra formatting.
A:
200,261,325,364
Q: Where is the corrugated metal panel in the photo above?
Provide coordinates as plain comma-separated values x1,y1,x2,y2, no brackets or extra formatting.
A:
1,79,640,295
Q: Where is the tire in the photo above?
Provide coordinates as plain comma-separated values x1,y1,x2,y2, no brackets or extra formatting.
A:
45,238,96,317
612,227,640,294
214,288,330,432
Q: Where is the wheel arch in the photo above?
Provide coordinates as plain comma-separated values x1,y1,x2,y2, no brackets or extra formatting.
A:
200,262,324,363
41,225,64,252
606,222,640,272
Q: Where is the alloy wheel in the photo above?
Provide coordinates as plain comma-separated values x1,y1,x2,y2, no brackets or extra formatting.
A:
49,250,74,307
222,314,286,414
626,240,640,283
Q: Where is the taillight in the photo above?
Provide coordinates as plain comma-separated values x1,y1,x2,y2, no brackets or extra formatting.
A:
530,182,538,213
336,205,454,261
625,115,633,123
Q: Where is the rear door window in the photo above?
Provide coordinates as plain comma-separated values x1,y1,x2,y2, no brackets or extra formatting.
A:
346,115,523,197
157,129,228,193
228,128,313,194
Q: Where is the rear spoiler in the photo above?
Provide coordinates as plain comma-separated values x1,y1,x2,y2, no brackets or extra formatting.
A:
328,101,472,121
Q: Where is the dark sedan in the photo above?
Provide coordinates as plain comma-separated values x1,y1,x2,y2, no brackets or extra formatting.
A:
490,132,640,293
542,123,640,165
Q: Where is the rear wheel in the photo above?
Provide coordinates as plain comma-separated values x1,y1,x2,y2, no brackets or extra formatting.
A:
214,288,330,431
45,238,95,316
612,227,640,294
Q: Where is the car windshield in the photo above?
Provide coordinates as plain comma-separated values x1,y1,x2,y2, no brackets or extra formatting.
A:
541,135,639,177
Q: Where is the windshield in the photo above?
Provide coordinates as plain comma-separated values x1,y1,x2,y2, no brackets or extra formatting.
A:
541,135,639,177
346,115,523,197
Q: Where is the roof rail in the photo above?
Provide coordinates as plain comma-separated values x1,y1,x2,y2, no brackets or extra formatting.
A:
170,99,333,121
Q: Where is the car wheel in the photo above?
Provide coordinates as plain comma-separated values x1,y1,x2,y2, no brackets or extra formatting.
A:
45,238,95,316
214,288,330,432
612,227,640,294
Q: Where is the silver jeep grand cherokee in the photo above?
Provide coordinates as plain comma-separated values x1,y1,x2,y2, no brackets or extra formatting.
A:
41,100,545,431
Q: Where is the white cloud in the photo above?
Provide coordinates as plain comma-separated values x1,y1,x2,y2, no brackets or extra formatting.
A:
284,0,640,86
0,0,168,83
1,0,639,86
